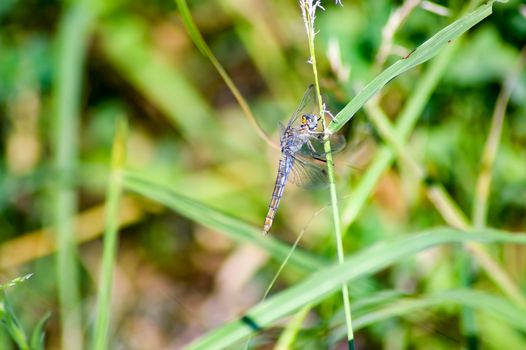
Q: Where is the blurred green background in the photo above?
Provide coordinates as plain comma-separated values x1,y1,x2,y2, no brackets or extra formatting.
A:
0,0,525,349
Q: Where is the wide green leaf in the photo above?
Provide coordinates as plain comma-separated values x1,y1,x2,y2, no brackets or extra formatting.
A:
187,228,526,349
123,171,325,272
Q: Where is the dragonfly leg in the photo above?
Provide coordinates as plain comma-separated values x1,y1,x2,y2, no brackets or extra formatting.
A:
322,103,335,120
307,130,328,143
307,131,326,136
307,139,316,153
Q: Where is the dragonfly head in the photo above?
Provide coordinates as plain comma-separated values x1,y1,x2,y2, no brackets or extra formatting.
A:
301,114,318,131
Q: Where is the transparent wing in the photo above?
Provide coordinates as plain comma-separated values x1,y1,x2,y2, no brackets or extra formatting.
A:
348,120,374,150
286,84,319,129
297,133,347,160
288,155,328,189
278,122,286,136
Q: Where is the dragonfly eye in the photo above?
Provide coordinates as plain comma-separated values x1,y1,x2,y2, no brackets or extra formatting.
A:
302,114,318,131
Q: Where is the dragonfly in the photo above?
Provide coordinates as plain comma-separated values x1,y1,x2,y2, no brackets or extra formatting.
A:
263,85,346,235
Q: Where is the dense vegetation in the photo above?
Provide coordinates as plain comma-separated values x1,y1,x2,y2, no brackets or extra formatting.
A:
0,0,525,349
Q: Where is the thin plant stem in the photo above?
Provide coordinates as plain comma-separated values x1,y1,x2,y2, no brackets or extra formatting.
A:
466,45,526,347
373,0,421,71
52,3,93,349
336,3,493,345
92,118,128,350
244,219,314,350
243,228,307,350
301,1,355,348
262,204,327,300
459,248,478,350
175,0,278,150
472,46,526,228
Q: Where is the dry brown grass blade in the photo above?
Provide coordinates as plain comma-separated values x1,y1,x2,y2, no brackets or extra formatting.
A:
0,196,152,270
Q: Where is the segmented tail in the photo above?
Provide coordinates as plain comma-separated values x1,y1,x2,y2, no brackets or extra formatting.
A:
263,158,292,235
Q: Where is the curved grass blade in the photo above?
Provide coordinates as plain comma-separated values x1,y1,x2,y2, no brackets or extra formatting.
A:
52,3,94,349
327,290,526,343
186,227,526,349
175,0,276,149
356,290,526,333
98,18,220,146
30,312,51,350
327,0,505,134
123,171,325,272
1,293,29,350
92,118,128,350
274,304,312,350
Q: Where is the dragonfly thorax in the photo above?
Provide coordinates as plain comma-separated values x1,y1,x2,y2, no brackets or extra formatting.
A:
280,113,320,156
280,128,310,156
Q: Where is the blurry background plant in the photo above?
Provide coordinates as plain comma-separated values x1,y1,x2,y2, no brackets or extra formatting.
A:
0,0,525,349
0,274,49,350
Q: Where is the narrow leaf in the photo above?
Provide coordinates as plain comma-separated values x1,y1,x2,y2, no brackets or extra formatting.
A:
30,313,51,350
123,171,326,272
186,228,526,349
328,1,500,133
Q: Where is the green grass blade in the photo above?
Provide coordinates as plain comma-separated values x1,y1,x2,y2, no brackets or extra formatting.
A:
91,118,128,350
217,0,303,100
52,3,94,349
339,0,481,227
123,171,325,272
478,314,526,349
362,81,526,308
186,228,526,349
329,288,526,344
274,304,312,350
328,1,501,134
349,290,526,332
1,293,29,350
301,1,356,346
0,276,37,349
173,0,211,58
472,46,526,228
98,18,221,145
29,312,51,350
341,29,461,226
175,0,276,148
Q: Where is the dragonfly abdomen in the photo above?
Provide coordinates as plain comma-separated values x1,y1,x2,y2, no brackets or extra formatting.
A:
263,157,294,235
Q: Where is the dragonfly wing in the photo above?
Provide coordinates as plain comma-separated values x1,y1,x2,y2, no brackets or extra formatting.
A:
328,133,347,153
286,85,319,129
288,155,328,189
278,121,286,137
296,133,347,160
